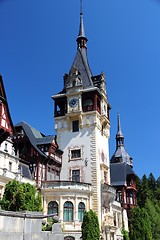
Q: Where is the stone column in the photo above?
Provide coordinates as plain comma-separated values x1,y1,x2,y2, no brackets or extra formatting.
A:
74,195,79,225
59,197,63,223
106,232,110,240
113,232,116,240
43,195,47,214
79,96,82,111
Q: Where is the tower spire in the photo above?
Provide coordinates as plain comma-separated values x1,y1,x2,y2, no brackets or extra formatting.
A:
116,113,124,147
76,0,88,49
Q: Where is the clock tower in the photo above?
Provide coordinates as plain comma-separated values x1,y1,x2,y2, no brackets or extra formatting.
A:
52,5,111,223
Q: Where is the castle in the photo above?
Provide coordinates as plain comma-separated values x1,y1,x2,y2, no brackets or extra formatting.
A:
0,3,137,240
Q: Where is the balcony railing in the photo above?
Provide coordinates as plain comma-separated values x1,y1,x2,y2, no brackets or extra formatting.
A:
41,180,92,192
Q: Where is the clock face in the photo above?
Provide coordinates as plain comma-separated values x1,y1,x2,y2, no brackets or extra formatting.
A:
69,98,78,108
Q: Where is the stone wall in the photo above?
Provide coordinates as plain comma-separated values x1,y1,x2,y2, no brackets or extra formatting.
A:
0,210,64,240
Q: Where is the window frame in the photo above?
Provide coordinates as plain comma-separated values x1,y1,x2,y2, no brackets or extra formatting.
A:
48,201,58,216
72,169,80,182
63,201,73,222
69,148,82,161
78,202,85,222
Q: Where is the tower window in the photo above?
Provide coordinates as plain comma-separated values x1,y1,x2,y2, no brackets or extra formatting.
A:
70,149,81,160
72,120,79,132
72,169,80,182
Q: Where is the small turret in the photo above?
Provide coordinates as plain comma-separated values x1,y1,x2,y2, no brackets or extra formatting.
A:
110,113,137,216
110,113,133,167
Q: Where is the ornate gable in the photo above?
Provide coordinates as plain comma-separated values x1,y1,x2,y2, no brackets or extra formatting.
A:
0,75,14,143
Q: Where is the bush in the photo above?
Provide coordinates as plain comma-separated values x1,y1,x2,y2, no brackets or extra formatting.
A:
0,180,42,212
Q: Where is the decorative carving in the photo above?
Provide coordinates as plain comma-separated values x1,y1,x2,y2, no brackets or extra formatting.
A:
101,184,116,209
66,67,82,88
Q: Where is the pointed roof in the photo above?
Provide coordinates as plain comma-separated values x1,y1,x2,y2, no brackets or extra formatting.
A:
70,48,93,88
0,75,14,143
116,113,124,139
15,121,62,158
64,1,94,91
110,113,133,167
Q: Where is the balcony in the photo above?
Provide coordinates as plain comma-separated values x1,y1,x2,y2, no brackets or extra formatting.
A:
41,180,92,192
101,183,116,209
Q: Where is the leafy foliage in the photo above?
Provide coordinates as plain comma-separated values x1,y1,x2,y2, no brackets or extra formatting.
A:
0,180,42,212
121,225,130,240
130,173,160,240
129,206,152,240
136,173,160,207
145,199,160,240
81,209,100,240
42,218,56,231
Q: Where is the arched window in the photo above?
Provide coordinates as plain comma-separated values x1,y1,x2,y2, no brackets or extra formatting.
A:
63,201,73,222
64,237,75,240
78,202,85,222
48,201,58,215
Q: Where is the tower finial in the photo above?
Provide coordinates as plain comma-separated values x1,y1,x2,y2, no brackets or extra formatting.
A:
76,0,88,48
118,112,121,132
80,0,82,15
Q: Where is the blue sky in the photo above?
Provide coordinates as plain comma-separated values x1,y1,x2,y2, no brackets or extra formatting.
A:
0,0,160,179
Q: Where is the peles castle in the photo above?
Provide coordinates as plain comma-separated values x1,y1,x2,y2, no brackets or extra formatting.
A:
0,3,137,240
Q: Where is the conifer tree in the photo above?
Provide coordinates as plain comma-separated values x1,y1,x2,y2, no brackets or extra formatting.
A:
130,173,160,239
139,174,150,207
129,206,152,240
145,199,160,240
148,173,156,198
81,209,100,240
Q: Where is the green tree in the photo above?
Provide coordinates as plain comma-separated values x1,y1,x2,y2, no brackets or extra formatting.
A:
148,173,157,199
0,180,42,212
131,173,160,239
129,206,152,240
139,174,150,207
81,209,100,240
136,176,142,207
145,199,160,240
155,177,160,204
